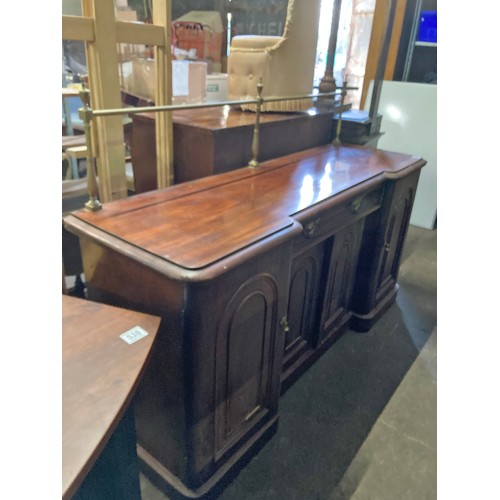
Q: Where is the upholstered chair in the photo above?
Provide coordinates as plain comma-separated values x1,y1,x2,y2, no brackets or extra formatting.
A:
227,0,322,112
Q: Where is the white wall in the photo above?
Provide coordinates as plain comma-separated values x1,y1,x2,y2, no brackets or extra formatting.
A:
365,80,437,230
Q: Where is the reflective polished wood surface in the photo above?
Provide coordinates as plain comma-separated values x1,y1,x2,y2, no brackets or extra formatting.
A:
62,295,161,499
130,106,329,132
170,105,322,129
131,106,337,189
75,144,423,270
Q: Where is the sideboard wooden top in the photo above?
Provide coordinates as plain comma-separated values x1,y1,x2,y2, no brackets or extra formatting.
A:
66,144,424,270
135,105,332,131
62,295,161,499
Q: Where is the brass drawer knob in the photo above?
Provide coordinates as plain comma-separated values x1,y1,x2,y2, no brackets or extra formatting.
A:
280,316,290,334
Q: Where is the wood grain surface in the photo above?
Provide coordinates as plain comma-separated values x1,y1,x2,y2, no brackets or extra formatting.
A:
70,144,423,270
62,295,161,499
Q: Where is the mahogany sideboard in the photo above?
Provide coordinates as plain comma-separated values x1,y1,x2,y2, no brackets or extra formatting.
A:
62,295,161,499
130,105,337,192
64,144,425,499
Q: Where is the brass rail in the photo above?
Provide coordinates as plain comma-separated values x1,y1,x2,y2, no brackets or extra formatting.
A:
78,83,356,211
88,89,356,118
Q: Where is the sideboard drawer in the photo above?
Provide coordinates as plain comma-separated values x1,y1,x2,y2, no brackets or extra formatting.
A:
294,186,383,248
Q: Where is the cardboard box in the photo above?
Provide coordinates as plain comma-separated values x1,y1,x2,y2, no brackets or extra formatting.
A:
205,73,228,102
125,59,209,104
172,11,223,70
172,60,207,104
127,58,155,100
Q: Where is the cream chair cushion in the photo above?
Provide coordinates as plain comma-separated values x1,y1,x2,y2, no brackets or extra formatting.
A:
228,0,322,112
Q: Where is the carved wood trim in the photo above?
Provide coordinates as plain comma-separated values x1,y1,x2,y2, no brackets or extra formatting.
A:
214,274,279,460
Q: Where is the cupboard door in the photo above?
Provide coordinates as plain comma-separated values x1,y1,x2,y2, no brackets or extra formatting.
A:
375,185,414,301
350,171,420,331
215,274,282,459
320,220,364,340
282,242,326,378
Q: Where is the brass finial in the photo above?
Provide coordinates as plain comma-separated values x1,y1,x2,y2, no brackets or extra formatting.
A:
78,89,102,212
248,77,264,168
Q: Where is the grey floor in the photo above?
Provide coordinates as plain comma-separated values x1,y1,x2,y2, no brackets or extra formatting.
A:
139,225,437,500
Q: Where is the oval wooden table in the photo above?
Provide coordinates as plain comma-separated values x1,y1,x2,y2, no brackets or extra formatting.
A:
62,295,161,499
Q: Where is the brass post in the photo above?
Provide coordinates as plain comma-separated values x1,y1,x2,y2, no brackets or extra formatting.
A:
248,78,264,168
78,89,102,212
333,76,349,147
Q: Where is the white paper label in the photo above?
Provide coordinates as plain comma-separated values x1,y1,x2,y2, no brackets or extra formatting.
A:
120,326,148,345
172,61,189,97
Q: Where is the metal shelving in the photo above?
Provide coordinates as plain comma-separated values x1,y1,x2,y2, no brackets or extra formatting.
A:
402,0,437,82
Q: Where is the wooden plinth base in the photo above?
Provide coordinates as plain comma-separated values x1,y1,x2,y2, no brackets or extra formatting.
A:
137,418,279,500
350,285,399,332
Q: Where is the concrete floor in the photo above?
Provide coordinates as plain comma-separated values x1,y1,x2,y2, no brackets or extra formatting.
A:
139,225,437,500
